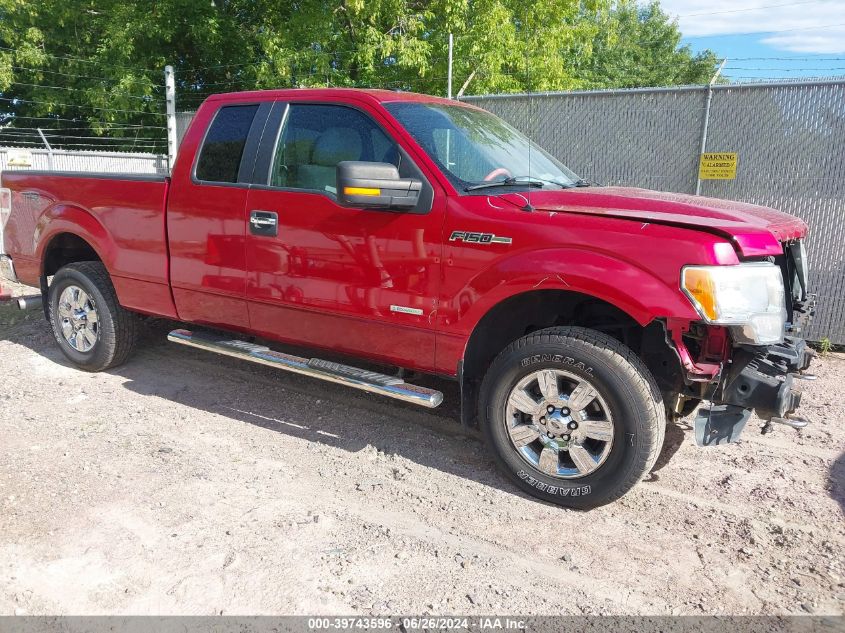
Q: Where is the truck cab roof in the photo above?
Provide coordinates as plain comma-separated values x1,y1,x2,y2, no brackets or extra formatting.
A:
207,87,467,107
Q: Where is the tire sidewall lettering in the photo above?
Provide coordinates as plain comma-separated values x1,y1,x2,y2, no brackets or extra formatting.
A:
521,354,593,374
517,470,592,497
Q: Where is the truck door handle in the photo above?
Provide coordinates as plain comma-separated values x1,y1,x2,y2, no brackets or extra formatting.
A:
249,210,278,237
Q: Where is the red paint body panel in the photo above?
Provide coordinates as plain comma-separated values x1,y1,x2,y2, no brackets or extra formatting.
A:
244,186,442,370
0,172,177,318
0,88,810,378
165,96,252,329
496,188,806,258
431,195,743,374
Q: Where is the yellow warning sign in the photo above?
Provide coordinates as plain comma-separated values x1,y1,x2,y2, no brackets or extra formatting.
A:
699,152,738,180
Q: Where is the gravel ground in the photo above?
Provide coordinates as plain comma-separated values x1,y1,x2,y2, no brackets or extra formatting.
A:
1,281,843,616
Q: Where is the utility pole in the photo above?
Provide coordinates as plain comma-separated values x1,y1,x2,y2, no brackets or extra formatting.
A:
164,65,178,171
695,58,727,195
447,33,454,99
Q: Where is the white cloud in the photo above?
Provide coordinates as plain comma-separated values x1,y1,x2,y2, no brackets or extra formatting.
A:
657,0,845,54
761,31,845,54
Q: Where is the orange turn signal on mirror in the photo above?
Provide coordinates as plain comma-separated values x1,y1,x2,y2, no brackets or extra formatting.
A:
344,187,381,196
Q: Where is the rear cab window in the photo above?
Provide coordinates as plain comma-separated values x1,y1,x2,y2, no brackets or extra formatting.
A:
195,104,260,183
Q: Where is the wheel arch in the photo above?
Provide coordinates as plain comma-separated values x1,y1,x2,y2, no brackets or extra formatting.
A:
34,206,116,314
42,232,103,277
36,205,115,279
458,288,682,427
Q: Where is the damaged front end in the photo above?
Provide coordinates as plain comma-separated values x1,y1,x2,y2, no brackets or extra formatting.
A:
703,334,815,444
667,240,816,446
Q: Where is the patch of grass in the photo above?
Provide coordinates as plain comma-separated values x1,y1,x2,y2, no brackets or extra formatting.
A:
809,337,842,357
817,337,833,357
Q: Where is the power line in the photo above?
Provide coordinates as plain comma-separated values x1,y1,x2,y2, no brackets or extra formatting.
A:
728,56,845,61
6,81,164,102
1,124,161,131
0,115,166,129
723,74,845,80
0,139,165,149
676,0,826,18
173,49,845,92
17,132,162,142
0,96,165,117
684,21,845,39
178,46,483,74
179,50,389,72
0,131,164,143
1,125,163,133
727,66,845,71
0,44,158,74
11,65,161,89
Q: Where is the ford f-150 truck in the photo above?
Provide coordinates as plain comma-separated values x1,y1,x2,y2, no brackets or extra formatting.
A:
0,88,815,509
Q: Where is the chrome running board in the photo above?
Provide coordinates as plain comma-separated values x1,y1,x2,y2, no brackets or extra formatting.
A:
167,329,443,409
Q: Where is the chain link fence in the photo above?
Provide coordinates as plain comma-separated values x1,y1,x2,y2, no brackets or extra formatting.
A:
176,112,195,147
0,147,168,175
464,80,845,343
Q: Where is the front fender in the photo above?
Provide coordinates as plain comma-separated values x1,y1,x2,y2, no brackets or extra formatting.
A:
445,247,701,333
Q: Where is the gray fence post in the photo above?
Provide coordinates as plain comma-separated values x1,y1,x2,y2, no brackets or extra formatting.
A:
164,65,178,172
694,59,727,195
36,128,54,170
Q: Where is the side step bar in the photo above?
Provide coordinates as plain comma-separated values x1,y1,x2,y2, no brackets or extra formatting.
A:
167,329,443,409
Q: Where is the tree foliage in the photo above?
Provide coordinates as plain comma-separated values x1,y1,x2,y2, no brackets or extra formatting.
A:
572,1,723,89
0,0,720,148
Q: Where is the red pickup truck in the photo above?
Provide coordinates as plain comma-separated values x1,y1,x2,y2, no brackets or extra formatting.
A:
0,88,815,508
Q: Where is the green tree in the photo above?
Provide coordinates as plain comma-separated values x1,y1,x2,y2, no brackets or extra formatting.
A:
0,0,720,150
572,1,723,89
0,0,260,149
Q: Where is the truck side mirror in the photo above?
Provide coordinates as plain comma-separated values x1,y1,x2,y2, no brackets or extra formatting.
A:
336,161,422,211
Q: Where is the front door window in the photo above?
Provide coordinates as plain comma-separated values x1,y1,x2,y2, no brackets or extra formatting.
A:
270,104,399,196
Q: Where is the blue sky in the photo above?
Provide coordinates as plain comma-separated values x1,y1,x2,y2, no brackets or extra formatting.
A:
658,1,845,80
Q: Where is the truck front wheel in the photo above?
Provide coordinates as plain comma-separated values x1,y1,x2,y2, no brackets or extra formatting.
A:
479,326,665,509
48,261,138,372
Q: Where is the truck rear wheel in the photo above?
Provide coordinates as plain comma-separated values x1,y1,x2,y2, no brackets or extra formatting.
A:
479,326,665,509
48,261,138,372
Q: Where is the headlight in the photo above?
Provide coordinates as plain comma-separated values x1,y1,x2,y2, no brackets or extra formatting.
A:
681,262,787,345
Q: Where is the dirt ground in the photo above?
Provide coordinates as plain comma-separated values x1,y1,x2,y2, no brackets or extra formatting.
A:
1,281,843,616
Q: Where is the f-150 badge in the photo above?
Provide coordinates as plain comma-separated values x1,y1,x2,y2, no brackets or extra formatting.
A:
448,231,512,245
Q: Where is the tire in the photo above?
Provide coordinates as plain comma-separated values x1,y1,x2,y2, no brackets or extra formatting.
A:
479,326,665,510
48,261,138,372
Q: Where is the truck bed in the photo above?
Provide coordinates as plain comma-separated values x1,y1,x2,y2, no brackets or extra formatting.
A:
1,170,176,317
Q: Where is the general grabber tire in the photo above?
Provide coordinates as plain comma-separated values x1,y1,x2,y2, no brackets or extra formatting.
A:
48,261,138,372
479,326,665,510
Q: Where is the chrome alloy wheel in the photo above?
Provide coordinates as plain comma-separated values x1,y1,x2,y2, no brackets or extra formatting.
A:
505,369,614,479
57,285,99,352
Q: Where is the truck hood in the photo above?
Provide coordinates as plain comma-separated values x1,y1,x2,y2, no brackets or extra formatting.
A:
497,187,807,257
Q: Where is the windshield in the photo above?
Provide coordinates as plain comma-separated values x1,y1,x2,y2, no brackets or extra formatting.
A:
385,102,580,191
